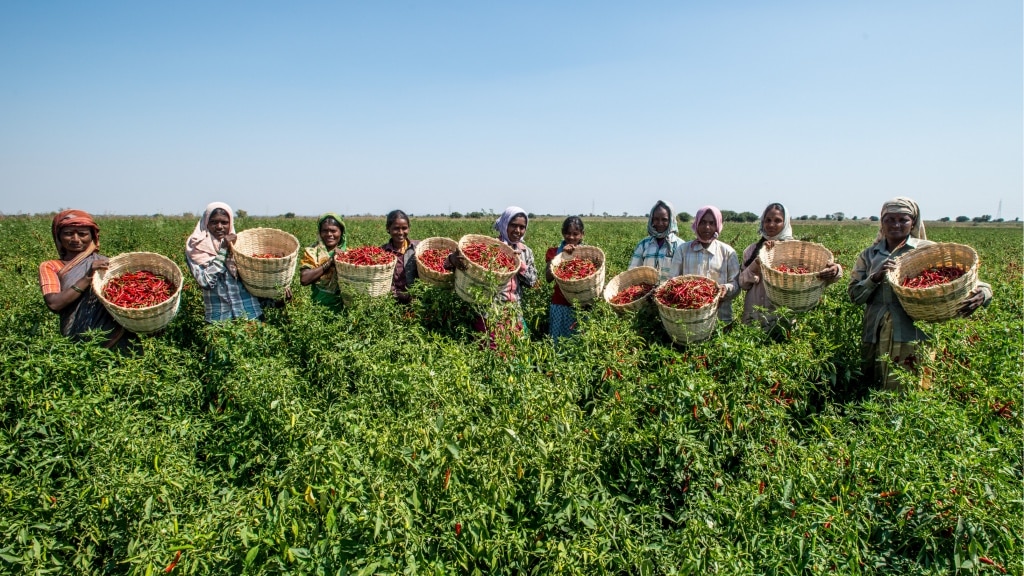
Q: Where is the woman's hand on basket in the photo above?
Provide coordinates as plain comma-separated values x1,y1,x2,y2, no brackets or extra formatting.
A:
221,234,237,252
869,258,896,283
958,288,986,317
763,240,775,252
87,256,109,278
445,251,467,271
717,285,729,300
562,244,576,255
817,263,841,281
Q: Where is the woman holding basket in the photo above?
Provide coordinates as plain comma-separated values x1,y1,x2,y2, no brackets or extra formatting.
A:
185,202,263,322
380,209,419,304
849,197,991,389
681,206,740,323
628,200,686,283
300,212,347,312
38,209,132,348
739,202,842,329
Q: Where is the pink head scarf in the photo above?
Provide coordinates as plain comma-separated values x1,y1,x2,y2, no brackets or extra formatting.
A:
186,202,235,266
692,205,723,240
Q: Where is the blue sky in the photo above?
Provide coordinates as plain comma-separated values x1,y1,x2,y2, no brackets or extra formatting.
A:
1,1,1021,220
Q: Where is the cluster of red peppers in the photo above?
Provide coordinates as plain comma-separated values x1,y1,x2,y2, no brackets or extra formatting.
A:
901,266,965,289
419,248,452,274
462,242,516,272
774,263,810,274
553,258,597,280
103,270,174,309
610,283,655,305
656,277,717,310
335,246,397,266
251,252,282,259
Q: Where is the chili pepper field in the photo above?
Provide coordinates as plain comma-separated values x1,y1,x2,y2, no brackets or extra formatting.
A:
0,215,1020,575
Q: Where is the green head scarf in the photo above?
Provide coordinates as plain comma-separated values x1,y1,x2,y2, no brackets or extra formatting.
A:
317,212,347,252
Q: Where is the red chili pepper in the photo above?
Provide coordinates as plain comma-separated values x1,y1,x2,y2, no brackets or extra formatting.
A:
610,283,655,305
251,252,282,259
775,263,810,274
978,557,1006,573
461,243,516,272
455,522,462,536
164,550,181,573
335,246,397,266
103,270,174,309
758,480,765,494
553,258,597,280
901,266,965,288
655,277,717,309
419,248,452,273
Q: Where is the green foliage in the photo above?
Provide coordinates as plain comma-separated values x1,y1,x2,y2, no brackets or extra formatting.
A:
0,216,1020,574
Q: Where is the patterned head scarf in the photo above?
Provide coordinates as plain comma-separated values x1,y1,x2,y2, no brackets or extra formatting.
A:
758,202,793,241
186,202,235,266
692,205,724,240
877,197,927,243
647,200,679,240
317,212,347,251
51,209,100,258
495,206,528,244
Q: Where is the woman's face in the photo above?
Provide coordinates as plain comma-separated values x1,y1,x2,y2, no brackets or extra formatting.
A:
562,225,583,246
697,211,718,242
59,226,94,255
320,222,342,250
881,212,913,245
208,212,231,241
506,215,527,244
762,208,785,238
651,207,671,234
387,218,410,246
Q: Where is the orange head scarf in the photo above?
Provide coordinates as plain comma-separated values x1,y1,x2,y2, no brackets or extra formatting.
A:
51,209,100,258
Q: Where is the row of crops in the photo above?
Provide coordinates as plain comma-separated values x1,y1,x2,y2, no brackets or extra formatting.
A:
0,215,1020,574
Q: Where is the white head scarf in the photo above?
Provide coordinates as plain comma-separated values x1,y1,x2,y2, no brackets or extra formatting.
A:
494,206,528,244
186,202,235,266
758,202,793,241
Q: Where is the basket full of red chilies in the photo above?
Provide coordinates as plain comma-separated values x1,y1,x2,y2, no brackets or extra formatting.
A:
653,275,721,343
91,252,183,333
886,242,979,322
415,237,458,288
334,245,398,300
454,234,520,306
603,266,659,314
550,246,606,305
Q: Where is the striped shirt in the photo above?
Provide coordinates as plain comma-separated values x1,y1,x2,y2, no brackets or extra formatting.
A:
680,239,740,323
628,235,686,282
186,250,262,322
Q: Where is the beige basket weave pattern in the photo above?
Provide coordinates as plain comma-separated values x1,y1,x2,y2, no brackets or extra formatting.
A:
603,266,659,315
887,242,979,323
334,249,397,300
231,228,300,299
550,246,606,305
454,234,520,306
653,275,721,344
758,241,835,312
415,237,458,288
92,252,183,334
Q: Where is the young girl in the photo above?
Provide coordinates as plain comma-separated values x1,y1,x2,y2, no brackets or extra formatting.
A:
739,202,842,328
628,200,686,282
849,197,991,389
380,210,419,304
545,216,584,342
300,212,346,311
185,202,262,322
681,205,740,323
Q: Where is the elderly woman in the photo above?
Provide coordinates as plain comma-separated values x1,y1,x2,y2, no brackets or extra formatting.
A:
628,200,686,282
300,212,347,311
739,202,843,329
185,202,263,322
38,209,131,348
849,197,991,389
681,205,740,323
380,209,419,304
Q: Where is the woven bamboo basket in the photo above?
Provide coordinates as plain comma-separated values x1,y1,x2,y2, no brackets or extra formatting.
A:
603,266,659,315
454,234,520,306
231,228,300,298
91,252,183,334
415,237,457,288
550,246,606,305
653,275,721,344
887,242,979,322
334,248,398,301
758,240,835,312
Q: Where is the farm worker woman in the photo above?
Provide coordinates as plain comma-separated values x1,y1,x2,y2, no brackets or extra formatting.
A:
848,197,991,390
300,212,346,311
380,209,419,304
38,209,132,348
185,202,262,322
545,216,585,342
682,206,740,323
628,200,685,282
739,203,842,328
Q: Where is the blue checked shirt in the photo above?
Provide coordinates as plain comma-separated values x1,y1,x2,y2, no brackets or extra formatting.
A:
628,235,687,282
186,250,262,322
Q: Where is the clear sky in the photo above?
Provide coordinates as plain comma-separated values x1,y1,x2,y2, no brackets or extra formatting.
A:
1,1,1021,221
